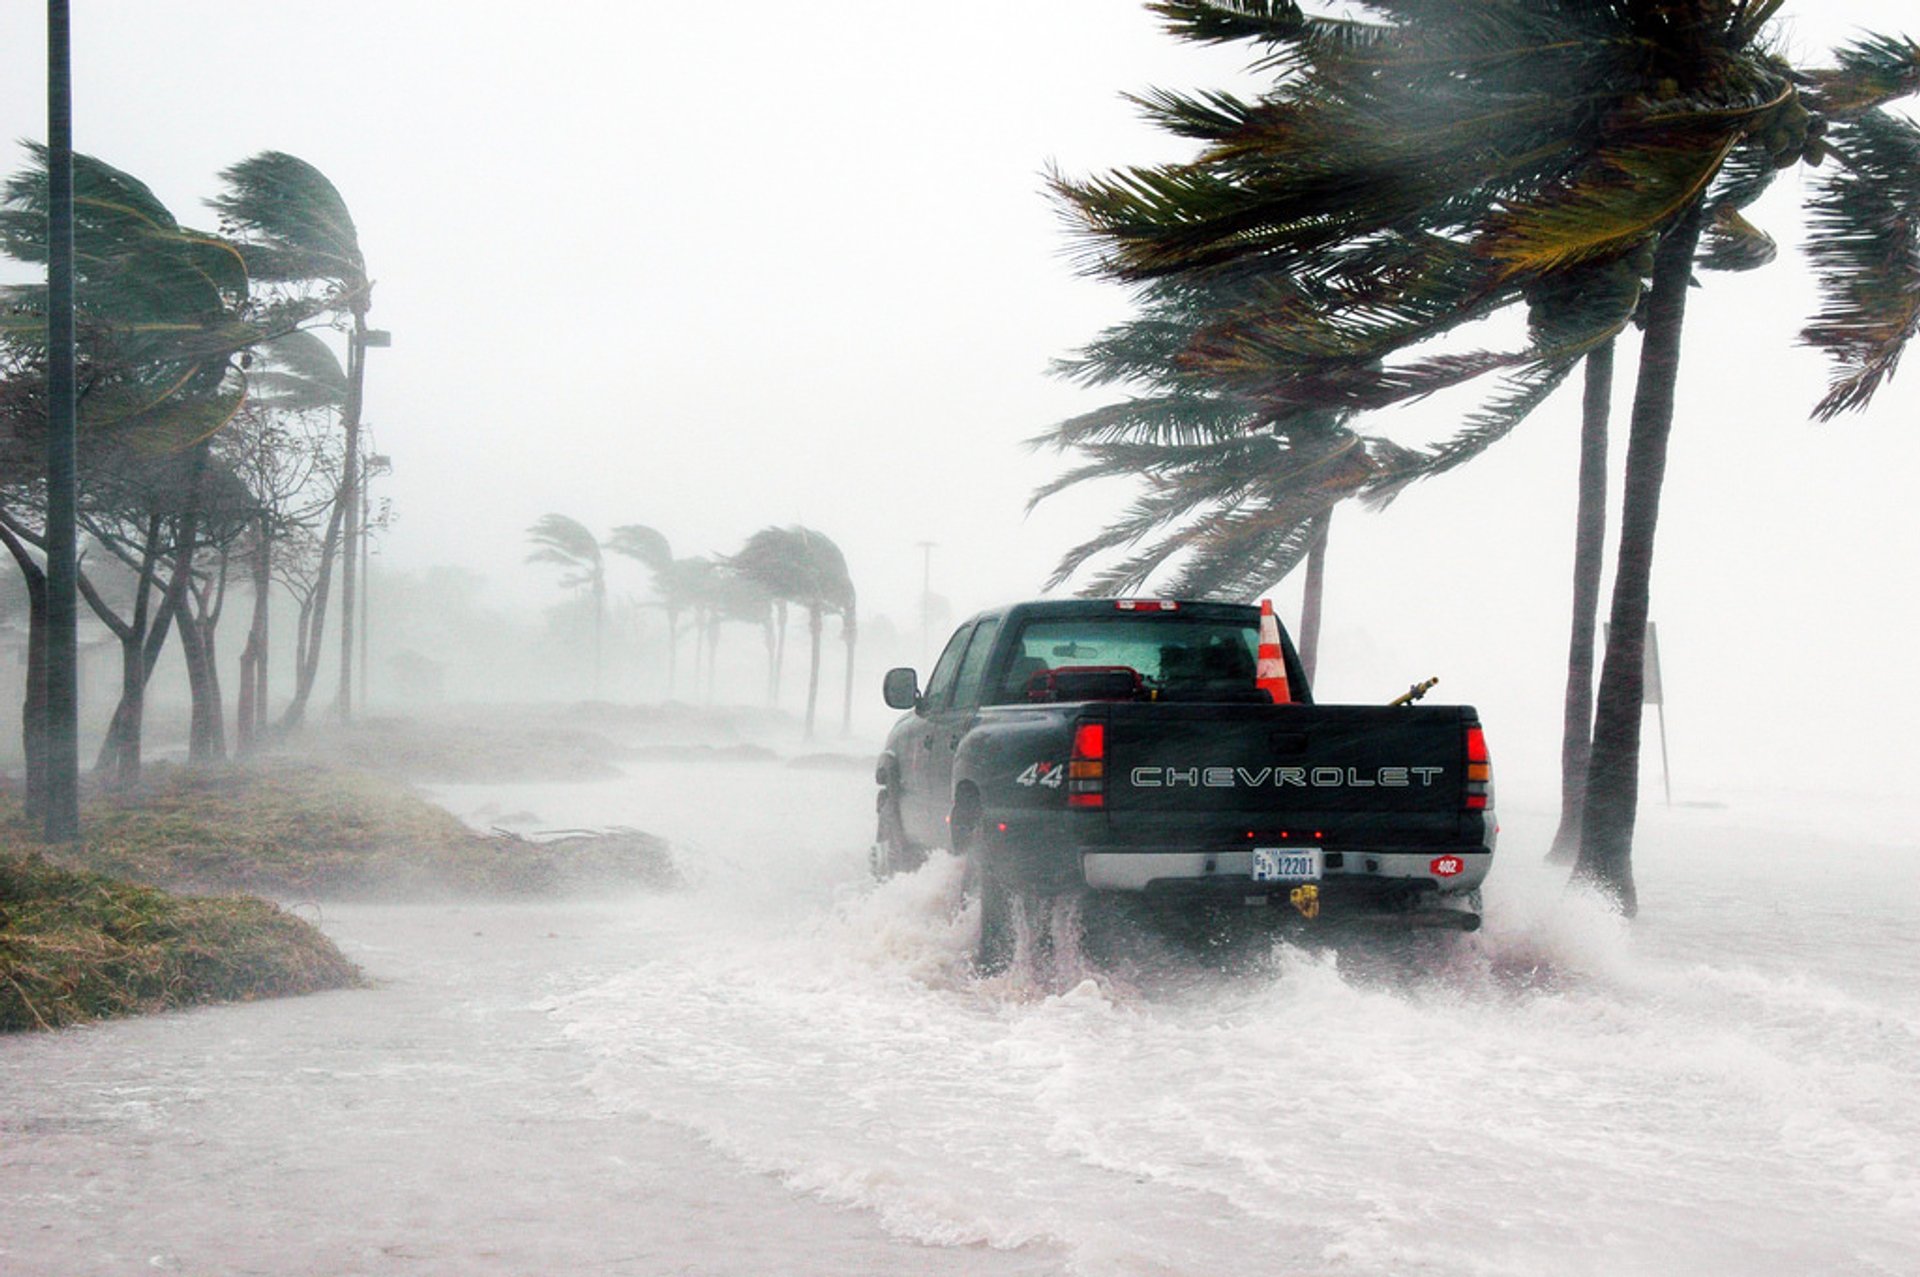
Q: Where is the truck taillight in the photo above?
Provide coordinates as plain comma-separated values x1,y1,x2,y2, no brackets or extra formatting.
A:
1113,599,1178,612
1068,721,1105,808
1464,725,1492,811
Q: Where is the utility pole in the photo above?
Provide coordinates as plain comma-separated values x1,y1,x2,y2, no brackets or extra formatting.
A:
335,325,388,722
915,540,936,666
358,451,391,712
42,0,80,840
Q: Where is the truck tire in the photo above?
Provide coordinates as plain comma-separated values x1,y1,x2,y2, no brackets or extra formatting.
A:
974,848,1015,974
869,790,922,880
953,812,1015,974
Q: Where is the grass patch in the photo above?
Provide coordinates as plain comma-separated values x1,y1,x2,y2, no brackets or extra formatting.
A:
0,852,362,1033
0,761,677,899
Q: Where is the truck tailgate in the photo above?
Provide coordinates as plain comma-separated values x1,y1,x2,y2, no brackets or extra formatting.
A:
1097,703,1474,843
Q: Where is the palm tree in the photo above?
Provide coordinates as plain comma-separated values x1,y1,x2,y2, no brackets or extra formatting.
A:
526,514,606,693
729,526,856,739
209,152,374,723
1051,1,1920,911
2,146,275,816
1033,275,1409,649
605,523,687,693
232,329,347,748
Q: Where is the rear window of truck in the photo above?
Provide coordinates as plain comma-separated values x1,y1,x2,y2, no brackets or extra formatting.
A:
989,616,1262,704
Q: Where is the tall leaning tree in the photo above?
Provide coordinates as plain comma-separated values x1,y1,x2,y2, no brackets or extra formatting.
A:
729,526,855,739
209,152,374,724
526,513,608,694
1051,0,1920,912
2,146,285,805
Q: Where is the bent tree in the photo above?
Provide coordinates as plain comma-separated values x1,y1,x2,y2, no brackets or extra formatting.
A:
1050,1,1920,910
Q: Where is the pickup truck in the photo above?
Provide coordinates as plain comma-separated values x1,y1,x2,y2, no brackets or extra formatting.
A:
872,598,1495,969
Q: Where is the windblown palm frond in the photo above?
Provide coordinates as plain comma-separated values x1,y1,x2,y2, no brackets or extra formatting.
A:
525,514,604,591
246,330,348,413
208,152,366,303
1800,107,1920,420
728,525,855,616
1146,0,1307,46
605,523,675,575
1803,33,1920,119
0,147,278,452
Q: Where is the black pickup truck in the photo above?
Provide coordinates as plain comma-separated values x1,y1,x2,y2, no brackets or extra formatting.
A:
873,599,1494,967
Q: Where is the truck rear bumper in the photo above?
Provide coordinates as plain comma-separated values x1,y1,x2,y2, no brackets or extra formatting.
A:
1081,847,1491,895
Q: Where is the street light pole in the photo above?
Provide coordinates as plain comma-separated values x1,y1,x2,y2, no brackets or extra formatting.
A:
42,0,80,839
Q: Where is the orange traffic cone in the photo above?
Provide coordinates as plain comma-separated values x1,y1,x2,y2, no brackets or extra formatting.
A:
1256,598,1292,704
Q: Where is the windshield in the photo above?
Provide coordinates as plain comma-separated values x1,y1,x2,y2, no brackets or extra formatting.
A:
989,615,1262,704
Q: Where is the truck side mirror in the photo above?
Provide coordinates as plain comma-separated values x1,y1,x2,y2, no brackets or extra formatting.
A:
882,667,921,711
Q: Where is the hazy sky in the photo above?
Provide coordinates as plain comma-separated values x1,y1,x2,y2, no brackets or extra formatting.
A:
3,3,1917,797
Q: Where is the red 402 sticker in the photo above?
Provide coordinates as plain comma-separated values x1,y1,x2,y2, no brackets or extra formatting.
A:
1430,855,1465,877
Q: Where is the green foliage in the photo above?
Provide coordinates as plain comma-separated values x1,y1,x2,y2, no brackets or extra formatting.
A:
1801,108,1920,419
208,151,367,305
1039,2,1920,597
0,147,280,451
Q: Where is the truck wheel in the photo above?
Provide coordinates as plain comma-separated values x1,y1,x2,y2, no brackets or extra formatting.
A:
869,791,922,880
955,819,1015,974
974,852,1015,974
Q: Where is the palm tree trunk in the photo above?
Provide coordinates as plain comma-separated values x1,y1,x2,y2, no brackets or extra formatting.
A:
1297,509,1330,685
592,579,605,697
665,607,679,697
1576,213,1706,914
1548,340,1616,864
840,612,857,737
804,604,823,740
772,599,789,706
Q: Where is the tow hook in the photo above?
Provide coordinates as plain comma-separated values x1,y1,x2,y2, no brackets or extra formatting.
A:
1288,884,1320,920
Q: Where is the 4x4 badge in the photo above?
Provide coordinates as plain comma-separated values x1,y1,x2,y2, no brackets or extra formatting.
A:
1015,762,1065,789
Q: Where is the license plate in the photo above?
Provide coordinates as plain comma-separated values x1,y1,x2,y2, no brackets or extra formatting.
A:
1251,847,1322,883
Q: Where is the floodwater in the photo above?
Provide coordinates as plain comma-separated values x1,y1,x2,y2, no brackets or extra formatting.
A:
3,758,1916,1276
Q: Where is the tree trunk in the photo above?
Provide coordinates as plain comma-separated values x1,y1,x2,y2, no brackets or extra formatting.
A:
1297,509,1330,685
592,579,605,698
281,494,346,731
178,609,226,765
23,580,48,822
772,600,789,707
82,513,174,789
840,612,857,737
763,614,776,704
1576,213,1706,914
664,606,680,698
803,604,823,740
181,549,230,765
2,524,49,820
705,616,719,705
236,519,270,754
1548,340,1616,864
